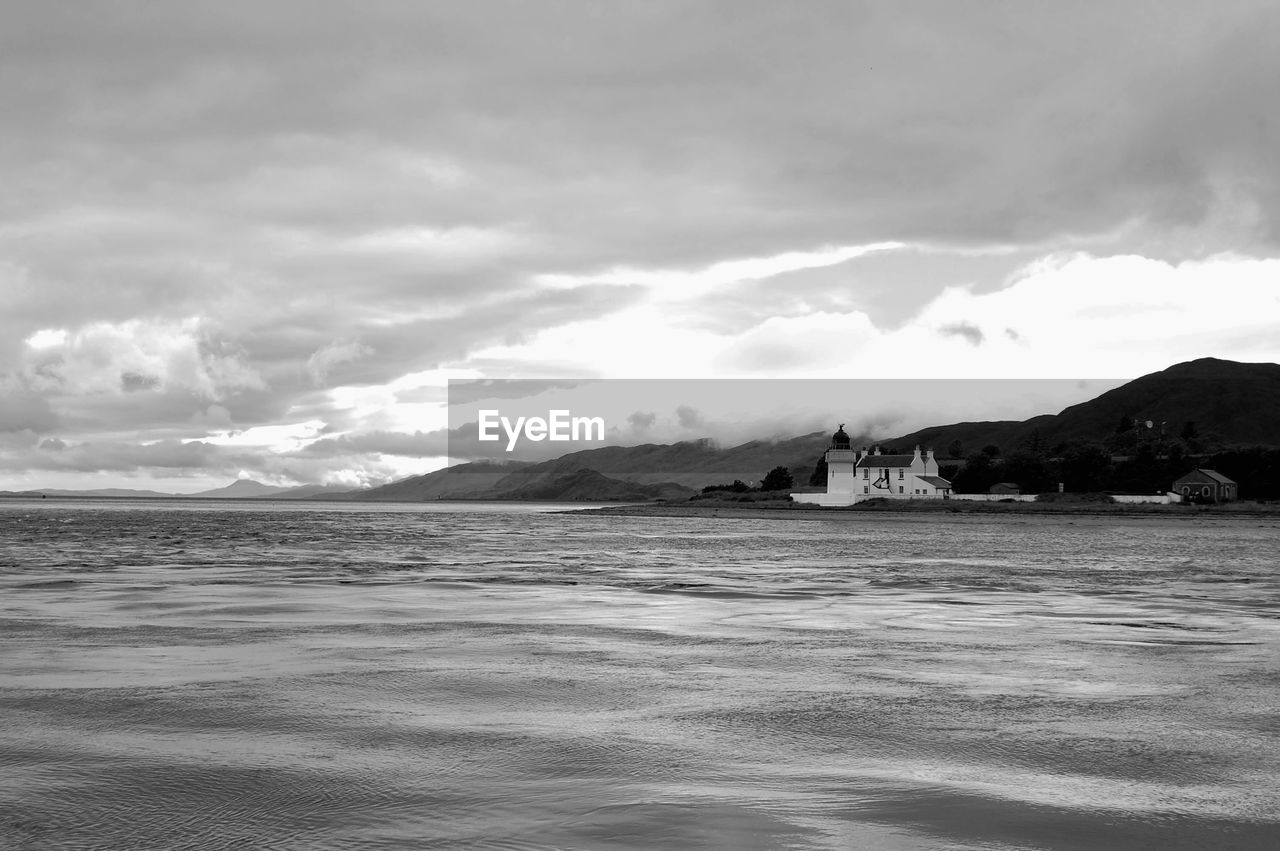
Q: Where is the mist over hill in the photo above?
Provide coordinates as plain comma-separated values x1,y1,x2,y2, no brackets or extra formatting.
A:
335,436,835,502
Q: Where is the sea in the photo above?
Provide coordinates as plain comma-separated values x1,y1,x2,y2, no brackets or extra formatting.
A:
2,499,1278,850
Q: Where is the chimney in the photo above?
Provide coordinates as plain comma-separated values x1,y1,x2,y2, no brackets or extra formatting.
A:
913,445,922,462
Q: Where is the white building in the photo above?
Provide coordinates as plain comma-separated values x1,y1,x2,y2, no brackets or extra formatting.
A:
792,425,953,506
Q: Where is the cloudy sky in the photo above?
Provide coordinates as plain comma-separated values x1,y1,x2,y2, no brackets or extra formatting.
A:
2,1,1278,491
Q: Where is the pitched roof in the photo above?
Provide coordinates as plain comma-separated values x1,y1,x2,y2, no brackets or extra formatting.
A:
1173,468,1237,486
856,454,916,468
919,475,952,488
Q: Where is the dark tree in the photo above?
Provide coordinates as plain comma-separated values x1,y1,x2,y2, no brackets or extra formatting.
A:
1180,421,1198,441
1207,446,1280,500
761,466,794,492
981,444,1001,458
951,454,999,494
1001,450,1052,493
1024,428,1045,454
702,480,753,493
1111,444,1164,493
947,439,964,459
1115,413,1134,433
1056,442,1113,492
808,456,828,486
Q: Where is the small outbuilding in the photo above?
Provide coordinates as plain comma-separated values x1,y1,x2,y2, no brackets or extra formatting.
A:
988,482,1021,495
1172,469,1237,503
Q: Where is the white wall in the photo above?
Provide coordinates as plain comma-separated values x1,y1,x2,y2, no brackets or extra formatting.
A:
948,493,1038,502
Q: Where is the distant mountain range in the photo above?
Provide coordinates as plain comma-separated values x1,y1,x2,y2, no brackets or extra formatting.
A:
6,358,1276,503
3,481,355,500
326,435,833,502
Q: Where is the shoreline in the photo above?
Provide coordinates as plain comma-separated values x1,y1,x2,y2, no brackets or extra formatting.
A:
565,497,1280,522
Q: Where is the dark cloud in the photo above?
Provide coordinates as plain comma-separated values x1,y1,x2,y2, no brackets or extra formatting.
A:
676,405,704,429
121,372,161,392
0,389,58,433
6,438,223,473
938,322,985,346
627,411,657,430
300,430,450,459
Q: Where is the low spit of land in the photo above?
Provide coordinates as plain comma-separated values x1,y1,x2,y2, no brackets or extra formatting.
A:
569,496,1280,522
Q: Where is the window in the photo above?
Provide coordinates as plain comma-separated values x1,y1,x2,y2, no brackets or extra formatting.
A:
863,486,868,494
898,469,904,479
863,468,868,479
899,486,904,493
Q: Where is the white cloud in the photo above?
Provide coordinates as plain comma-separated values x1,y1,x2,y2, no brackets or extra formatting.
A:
866,251,1280,377
537,242,905,300
24,328,68,350
341,226,521,258
465,249,1280,381
21,317,264,399
198,420,327,451
306,339,374,384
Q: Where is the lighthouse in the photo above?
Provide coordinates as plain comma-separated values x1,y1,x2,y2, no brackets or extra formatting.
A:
791,425,953,506
823,424,859,501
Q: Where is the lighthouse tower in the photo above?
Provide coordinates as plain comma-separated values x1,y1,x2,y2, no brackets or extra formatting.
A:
824,424,859,501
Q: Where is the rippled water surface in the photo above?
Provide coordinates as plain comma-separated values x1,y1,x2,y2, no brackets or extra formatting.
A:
2,499,1279,849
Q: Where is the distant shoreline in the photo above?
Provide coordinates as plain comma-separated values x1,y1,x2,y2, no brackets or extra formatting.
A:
5,492,1278,521
565,497,1280,521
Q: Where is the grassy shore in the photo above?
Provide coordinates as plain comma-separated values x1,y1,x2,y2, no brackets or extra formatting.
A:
568,496,1280,521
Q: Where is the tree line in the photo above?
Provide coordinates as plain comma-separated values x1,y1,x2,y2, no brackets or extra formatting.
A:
701,466,795,494
943,441,1280,498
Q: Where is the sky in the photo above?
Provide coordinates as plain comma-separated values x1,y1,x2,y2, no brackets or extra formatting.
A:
2,0,1279,492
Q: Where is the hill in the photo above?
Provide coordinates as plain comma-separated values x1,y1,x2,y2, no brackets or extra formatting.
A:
500,469,694,501
183,479,292,498
332,461,535,501
23,487,175,499
343,433,846,501
271,484,358,499
886,358,1280,454
485,434,837,492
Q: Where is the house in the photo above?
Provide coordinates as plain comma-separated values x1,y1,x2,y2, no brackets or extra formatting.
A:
792,425,952,506
988,482,1021,495
1172,469,1237,503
